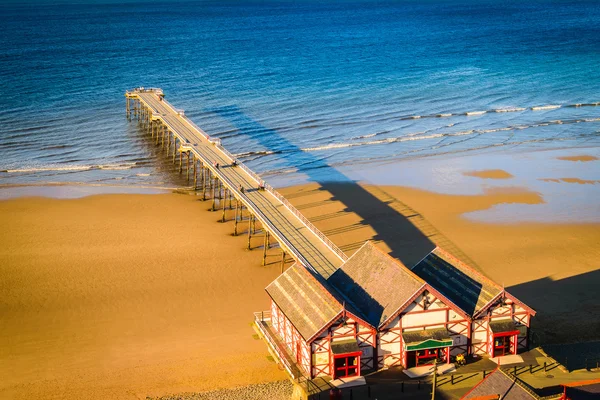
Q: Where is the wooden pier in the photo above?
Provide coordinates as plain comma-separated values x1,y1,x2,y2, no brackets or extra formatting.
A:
125,88,347,278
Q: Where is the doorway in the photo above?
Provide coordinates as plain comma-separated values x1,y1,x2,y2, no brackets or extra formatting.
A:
493,335,513,357
333,354,359,379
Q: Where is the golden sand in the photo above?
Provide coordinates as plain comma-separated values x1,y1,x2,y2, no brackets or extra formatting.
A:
1,184,599,399
0,194,287,400
463,169,514,179
540,177,599,185
557,155,598,162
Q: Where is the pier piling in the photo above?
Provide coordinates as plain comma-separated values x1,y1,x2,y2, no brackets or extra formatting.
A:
247,215,253,250
233,200,239,235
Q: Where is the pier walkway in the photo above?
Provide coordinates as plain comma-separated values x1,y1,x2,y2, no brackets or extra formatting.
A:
125,88,347,278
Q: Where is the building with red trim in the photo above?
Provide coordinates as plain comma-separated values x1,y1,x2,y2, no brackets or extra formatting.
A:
411,247,536,358
259,241,536,380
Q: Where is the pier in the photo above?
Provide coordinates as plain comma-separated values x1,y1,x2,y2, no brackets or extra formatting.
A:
125,88,347,278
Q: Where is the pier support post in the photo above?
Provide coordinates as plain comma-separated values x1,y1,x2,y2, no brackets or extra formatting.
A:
281,250,286,273
202,167,207,200
234,200,239,235
193,158,197,189
173,137,177,163
262,231,270,266
186,152,190,181
161,125,165,148
126,97,130,119
211,177,217,211
247,215,253,250
228,190,233,209
221,188,227,222
179,151,183,173
166,130,171,153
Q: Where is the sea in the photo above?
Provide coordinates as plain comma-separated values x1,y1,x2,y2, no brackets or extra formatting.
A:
1,0,599,202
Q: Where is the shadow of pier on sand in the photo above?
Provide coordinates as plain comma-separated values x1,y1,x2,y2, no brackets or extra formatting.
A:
207,104,479,268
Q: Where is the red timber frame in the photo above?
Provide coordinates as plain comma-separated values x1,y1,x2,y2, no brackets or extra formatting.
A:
472,319,488,355
309,310,376,379
378,284,471,369
270,300,311,375
473,291,535,357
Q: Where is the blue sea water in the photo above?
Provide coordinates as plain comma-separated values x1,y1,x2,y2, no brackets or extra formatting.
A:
0,0,599,189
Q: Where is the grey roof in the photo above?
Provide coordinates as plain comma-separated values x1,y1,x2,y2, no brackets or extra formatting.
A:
403,328,451,345
266,263,342,341
462,369,536,400
328,241,425,328
411,247,502,316
331,339,360,355
489,320,518,334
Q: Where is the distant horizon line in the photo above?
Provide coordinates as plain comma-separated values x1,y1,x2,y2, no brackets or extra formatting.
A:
0,0,578,7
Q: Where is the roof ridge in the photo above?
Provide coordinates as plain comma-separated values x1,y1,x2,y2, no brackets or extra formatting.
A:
497,369,538,399
364,241,426,285
433,247,503,291
460,366,501,399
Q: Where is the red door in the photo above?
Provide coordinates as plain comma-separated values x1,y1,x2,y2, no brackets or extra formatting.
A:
333,354,360,379
415,349,439,366
493,335,512,357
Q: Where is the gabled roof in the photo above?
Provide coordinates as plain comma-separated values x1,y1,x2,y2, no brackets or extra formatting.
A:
266,263,343,341
411,247,503,316
327,241,425,328
462,368,537,400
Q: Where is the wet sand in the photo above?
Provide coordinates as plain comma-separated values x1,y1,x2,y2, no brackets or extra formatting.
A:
541,177,600,185
463,169,514,179
557,155,598,162
1,178,599,399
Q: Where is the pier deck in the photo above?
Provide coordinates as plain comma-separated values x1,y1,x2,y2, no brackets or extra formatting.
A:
126,88,346,278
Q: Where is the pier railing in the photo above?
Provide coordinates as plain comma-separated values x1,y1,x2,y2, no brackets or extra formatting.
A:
160,94,348,263
129,88,348,271
215,142,348,262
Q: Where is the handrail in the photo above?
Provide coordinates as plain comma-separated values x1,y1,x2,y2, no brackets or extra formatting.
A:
174,133,316,273
253,311,304,381
215,142,348,263
159,92,347,262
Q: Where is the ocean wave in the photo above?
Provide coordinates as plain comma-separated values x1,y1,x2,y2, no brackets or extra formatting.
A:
300,117,600,152
2,162,138,173
494,107,526,113
233,150,277,159
531,105,561,111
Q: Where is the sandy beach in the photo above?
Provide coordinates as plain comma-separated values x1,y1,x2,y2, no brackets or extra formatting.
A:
1,153,599,399
0,194,288,400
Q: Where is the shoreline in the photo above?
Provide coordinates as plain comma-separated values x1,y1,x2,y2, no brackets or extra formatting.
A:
2,145,598,224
